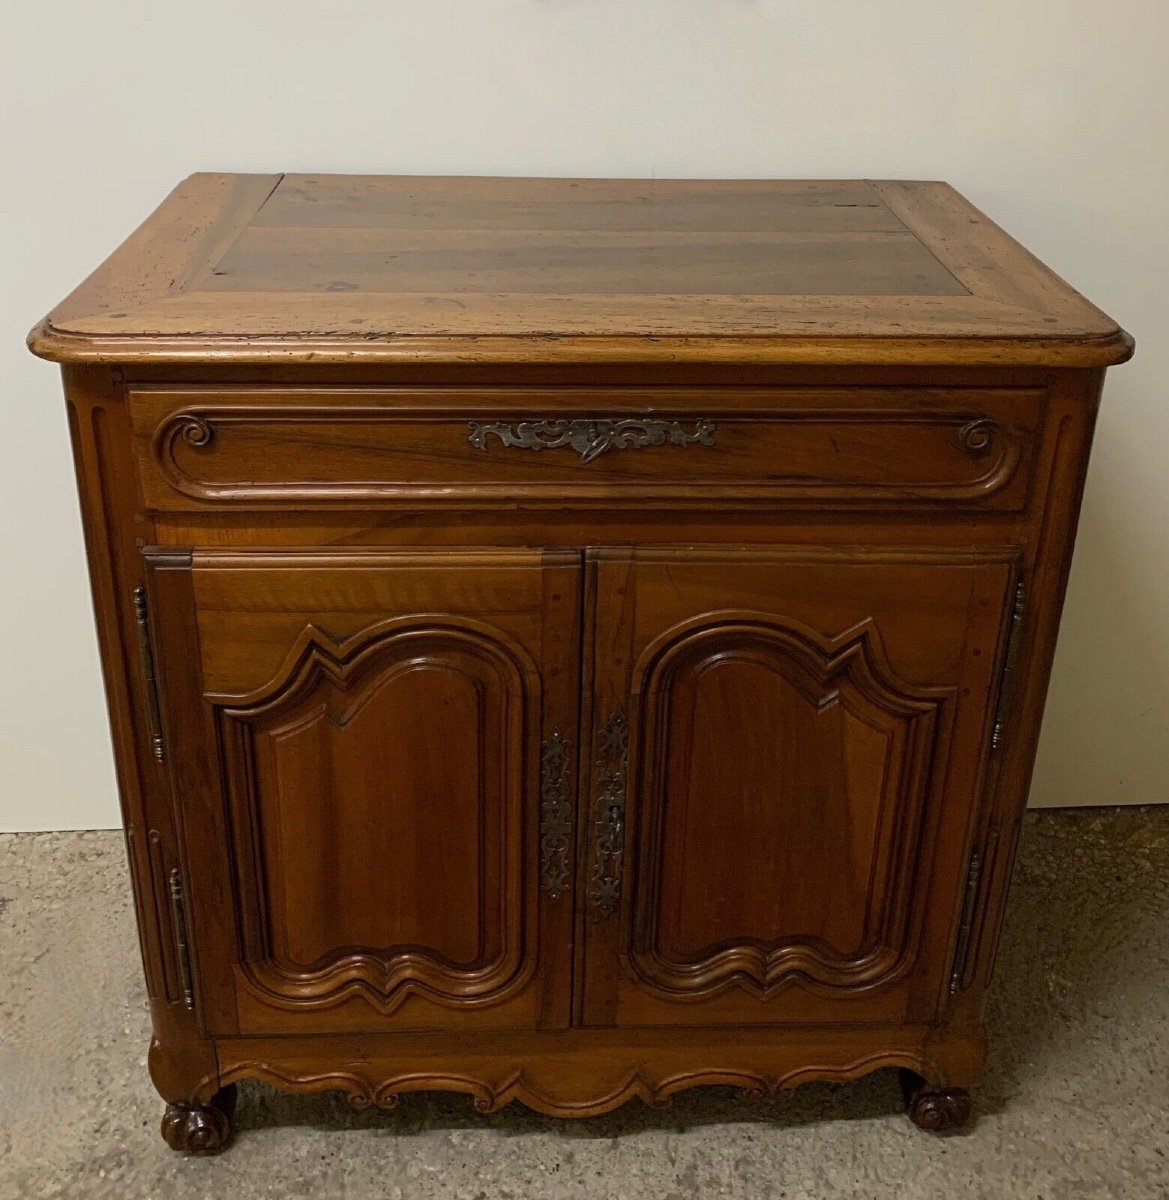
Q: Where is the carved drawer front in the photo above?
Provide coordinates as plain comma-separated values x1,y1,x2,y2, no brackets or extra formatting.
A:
129,385,1041,512
143,548,581,1036
579,546,1020,1029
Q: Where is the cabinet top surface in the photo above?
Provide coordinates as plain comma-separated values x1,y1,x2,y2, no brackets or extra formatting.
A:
29,173,1131,367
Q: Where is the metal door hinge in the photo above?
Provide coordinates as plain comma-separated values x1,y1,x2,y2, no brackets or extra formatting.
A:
991,579,1027,752
949,850,983,994
168,868,195,1010
132,586,165,762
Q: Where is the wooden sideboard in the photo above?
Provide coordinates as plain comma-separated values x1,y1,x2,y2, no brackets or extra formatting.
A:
30,174,1131,1152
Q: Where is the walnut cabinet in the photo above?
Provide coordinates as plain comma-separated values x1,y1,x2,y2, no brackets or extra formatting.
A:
30,174,1131,1150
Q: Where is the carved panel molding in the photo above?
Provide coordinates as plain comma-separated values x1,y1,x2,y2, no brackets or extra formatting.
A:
215,1044,941,1118
136,393,1036,511
214,617,539,1016
628,614,954,1001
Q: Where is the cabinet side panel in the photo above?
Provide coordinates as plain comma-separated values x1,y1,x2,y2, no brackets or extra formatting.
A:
60,364,220,1103
954,369,1105,1016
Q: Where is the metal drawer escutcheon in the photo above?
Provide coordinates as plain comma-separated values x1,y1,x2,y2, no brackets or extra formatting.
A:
468,418,716,463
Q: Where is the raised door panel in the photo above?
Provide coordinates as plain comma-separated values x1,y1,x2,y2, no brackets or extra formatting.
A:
146,549,580,1036
579,547,1017,1027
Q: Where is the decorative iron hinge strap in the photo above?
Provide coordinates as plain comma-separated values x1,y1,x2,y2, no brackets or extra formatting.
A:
539,728,573,900
589,709,630,919
168,868,195,1010
949,850,983,994
132,586,166,762
991,579,1027,752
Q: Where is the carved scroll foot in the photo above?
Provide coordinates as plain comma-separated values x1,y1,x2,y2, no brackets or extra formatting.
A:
160,1084,237,1153
900,1071,972,1132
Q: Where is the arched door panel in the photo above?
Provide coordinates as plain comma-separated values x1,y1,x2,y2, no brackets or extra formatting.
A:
146,549,581,1035
580,547,1018,1028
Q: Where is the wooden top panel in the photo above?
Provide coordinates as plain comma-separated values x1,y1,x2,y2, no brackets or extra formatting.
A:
29,174,1132,367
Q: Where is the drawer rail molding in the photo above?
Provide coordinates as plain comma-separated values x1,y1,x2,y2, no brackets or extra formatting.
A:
467,417,716,463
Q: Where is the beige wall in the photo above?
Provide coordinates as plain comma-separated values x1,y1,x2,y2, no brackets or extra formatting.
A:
2,1,1166,830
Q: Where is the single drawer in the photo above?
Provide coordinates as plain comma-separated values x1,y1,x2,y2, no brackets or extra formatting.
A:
129,385,1042,512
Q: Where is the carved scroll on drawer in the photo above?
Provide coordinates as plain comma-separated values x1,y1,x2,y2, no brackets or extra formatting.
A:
129,387,1041,512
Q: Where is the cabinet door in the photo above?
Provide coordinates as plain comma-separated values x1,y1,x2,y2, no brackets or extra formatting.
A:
578,547,1018,1028
146,549,580,1036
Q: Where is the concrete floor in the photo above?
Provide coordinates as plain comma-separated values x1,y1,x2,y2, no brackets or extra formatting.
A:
1,808,1168,1199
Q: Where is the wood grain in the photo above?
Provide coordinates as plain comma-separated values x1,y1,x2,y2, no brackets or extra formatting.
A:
29,174,1131,367
127,384,1040,513
147,549,581,1036
33,175,1129,1145
579,547,1016,1028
